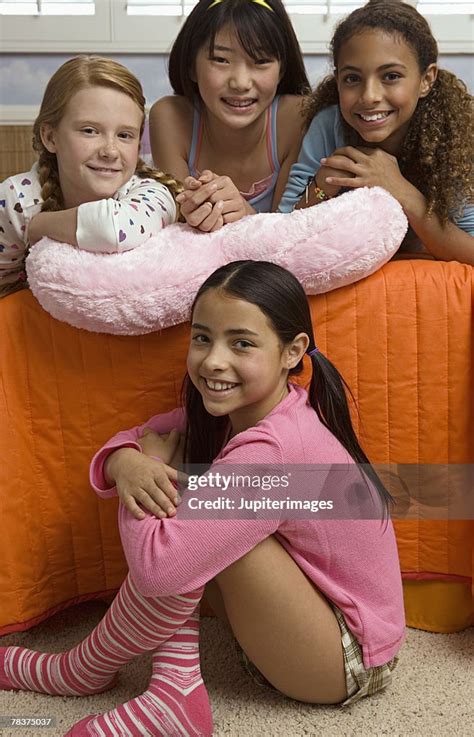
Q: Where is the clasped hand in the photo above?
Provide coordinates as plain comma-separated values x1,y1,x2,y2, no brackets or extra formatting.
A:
176,170,254,232
321,146,410,204
105,428,185,520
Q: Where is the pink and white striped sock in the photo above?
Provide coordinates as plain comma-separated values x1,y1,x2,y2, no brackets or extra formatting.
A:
0,575,203,696
65,611,213,737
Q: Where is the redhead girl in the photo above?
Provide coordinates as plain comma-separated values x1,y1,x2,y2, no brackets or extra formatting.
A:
0,56,181,298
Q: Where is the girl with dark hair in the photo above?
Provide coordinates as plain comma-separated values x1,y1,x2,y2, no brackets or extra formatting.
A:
278,0,474,264
1,261,405,736
149,0,310,230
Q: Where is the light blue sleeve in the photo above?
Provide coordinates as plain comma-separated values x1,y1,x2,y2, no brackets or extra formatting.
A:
454,202,474,236
277,105,345,213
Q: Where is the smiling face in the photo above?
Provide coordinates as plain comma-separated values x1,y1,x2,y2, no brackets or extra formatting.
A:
336,29,437,154
187,288,302,436
194,25,281,130
40,85,143,208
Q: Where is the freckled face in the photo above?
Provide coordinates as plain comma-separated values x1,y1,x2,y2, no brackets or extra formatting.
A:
194,25,281,130
41,86,143,208
336,29,436,154
187,289,291,435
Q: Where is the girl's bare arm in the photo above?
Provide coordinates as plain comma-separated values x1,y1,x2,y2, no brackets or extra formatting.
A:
271,95,307,210
149,96,193,181
324,146,474,264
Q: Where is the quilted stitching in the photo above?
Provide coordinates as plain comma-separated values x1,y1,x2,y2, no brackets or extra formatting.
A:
0,261,471,633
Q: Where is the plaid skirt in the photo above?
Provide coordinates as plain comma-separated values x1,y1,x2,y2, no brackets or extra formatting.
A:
333,606,398,706
239,605,398,707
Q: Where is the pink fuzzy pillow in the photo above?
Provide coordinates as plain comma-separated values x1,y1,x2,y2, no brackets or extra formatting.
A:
26,187,407,335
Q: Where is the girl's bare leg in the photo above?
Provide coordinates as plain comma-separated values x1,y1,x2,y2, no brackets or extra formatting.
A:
214,535,347,704
204,579,230,625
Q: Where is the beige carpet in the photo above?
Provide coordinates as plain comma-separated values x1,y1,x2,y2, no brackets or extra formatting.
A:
0,600,472,737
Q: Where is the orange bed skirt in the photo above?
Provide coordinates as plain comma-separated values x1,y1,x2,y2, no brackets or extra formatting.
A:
1,260,472,635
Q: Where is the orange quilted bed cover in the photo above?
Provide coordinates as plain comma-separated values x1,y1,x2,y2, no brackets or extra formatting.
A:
0,260,472,635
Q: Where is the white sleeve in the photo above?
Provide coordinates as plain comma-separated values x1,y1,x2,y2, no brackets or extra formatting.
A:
76,177,177,253
0,177,28,290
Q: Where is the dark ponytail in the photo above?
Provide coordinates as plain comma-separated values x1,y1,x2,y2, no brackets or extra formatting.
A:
308,349,391,513
183,260,392,514
309,349,361,460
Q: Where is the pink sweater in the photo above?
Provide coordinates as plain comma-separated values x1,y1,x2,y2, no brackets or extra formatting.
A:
90,384,405,668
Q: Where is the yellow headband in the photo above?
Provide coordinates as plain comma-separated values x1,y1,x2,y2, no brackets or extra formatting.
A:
208,0,274,11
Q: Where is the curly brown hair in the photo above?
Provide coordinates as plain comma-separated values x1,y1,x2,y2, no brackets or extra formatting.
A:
33,56,183,216
303,0,473,224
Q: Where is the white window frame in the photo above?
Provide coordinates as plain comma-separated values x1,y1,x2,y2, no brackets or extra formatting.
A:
0,0,473,52
0,0,111,49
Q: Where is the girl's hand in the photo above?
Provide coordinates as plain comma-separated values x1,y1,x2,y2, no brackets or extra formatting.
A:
27,210,79,247
105,447,180,520
138,427,185,469
315,162,353,199
204,174,255,225
294,153,355,210
177,170,254,230
296,165,349,209
321,147,411,205
137,427,181,464
28,212,54,246
27,213,44,246
177,172,224,232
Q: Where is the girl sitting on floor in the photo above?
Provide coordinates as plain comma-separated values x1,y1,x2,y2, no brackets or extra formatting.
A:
1,261,405,736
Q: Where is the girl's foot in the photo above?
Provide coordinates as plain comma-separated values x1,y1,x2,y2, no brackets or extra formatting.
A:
0,577,202,697
63,715,99,736
63,680,212,736
63,614,213,736
0,647,116,695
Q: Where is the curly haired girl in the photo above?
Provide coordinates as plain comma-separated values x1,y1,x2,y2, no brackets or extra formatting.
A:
278,0,474,263
0,56,182,297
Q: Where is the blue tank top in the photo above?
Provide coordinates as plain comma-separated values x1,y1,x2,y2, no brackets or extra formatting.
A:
188,97,281,214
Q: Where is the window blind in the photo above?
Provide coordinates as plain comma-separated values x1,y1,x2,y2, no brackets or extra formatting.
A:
126,0,474,16
0,0,94,15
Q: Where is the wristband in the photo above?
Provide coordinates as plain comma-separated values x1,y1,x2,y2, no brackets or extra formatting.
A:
313,185,329,202
305,176,329,205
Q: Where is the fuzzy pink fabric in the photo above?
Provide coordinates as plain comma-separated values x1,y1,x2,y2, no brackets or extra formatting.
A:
26,187,407,335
